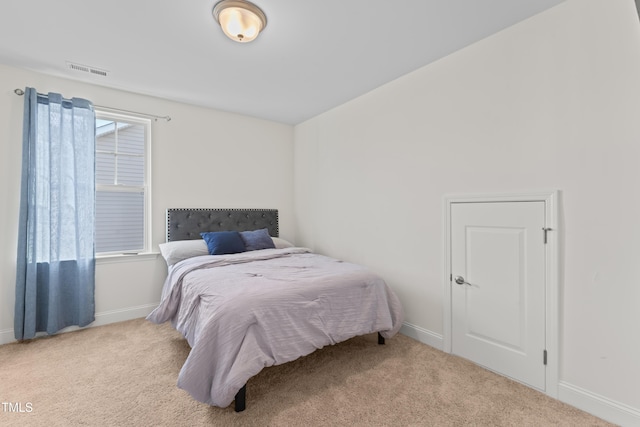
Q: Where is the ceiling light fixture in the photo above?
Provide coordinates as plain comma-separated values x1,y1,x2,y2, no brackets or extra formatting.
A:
213,0,267,43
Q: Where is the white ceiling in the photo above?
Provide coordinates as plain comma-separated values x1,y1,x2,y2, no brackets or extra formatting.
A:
0,0,563,125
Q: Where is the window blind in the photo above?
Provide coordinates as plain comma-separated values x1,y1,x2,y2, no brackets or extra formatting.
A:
95,118,148,254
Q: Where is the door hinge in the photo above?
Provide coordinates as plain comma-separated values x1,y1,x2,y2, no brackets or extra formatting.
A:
542,227,552,244
450,273,452,282
543,349,547,365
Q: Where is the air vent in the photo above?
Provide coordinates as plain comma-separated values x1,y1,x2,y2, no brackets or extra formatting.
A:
66,61,108,77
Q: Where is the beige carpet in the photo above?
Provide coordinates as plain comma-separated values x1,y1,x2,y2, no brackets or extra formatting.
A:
0,318,613,427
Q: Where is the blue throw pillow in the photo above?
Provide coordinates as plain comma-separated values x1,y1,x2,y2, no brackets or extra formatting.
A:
200,231,246,255
239,228,276,251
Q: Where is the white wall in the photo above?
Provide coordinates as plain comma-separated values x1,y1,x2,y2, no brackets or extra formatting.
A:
294,0,640,424
0,64,294,343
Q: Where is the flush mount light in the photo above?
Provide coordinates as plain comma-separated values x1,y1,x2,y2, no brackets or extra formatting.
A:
213,0,267,43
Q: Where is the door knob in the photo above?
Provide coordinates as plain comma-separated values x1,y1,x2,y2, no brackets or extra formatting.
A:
454,275,468,285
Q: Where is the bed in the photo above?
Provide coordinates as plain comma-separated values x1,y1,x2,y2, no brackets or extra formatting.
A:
147,208,404,411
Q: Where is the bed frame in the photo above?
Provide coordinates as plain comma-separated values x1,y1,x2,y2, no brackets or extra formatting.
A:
166,208,385,412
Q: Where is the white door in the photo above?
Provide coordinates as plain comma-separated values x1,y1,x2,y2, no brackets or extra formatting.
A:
451,201,546,390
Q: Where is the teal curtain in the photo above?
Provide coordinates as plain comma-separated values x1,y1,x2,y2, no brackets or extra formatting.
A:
15,88,96,340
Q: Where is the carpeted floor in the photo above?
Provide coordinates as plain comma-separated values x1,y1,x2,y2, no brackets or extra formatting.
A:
0,318,614,426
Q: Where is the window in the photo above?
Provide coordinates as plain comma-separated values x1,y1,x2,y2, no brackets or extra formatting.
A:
95,112,151,255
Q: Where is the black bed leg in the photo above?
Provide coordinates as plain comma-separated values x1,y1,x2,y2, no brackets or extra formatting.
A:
378,332,385,345
234,384,246,412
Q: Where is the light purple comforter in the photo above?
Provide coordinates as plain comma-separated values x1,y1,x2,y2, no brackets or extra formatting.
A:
147,247,404,408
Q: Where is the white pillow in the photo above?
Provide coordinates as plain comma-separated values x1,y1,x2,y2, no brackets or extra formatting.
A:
271,237,294,249
159,240,209,266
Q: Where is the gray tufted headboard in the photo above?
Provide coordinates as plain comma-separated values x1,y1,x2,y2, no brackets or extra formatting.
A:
166,208,279,242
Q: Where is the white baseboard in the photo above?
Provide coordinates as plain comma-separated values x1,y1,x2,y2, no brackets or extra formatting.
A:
399,322,444,350
0,303,158,345
558,381,640,427
92,303,158,327
0,328,14,345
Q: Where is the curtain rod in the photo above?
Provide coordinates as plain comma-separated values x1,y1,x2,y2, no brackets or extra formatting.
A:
14,88,171,122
